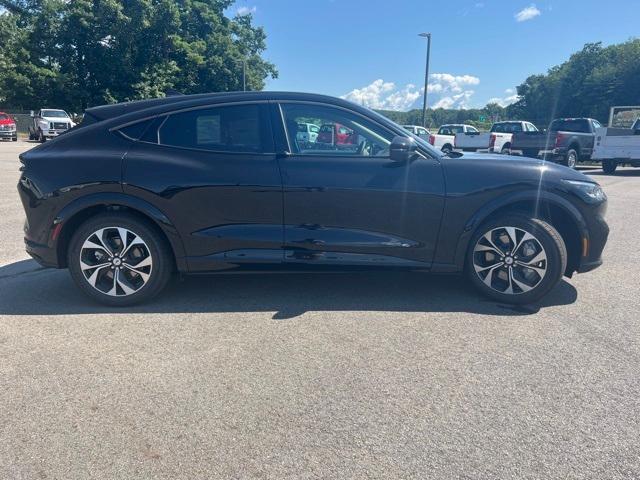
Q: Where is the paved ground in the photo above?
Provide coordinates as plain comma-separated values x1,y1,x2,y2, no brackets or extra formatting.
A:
1,139,639,479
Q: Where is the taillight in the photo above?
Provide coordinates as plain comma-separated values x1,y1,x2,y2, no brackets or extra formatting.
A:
555,132,565,148
428,134,435,145
489,133,497,150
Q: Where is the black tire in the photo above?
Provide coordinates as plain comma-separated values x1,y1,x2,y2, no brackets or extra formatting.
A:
67,212,173,306
12,136,17,142
602,159,618,174
466,214,567,305
38,129,46,143
442,144,453,154
501,144,511,155
562,148,578,168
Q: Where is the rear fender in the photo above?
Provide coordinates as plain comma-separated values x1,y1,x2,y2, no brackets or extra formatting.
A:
55,192,187,270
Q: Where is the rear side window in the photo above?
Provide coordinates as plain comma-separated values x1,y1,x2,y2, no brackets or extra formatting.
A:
157,104,272,153
549,119,590,133
491,123,523,133
118,119,154,140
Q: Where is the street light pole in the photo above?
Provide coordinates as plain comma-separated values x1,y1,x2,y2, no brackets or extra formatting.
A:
419,32,431,128
243,59,247,91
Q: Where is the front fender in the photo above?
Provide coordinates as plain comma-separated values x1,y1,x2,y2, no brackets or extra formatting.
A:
452,189,588,270
55,192,187,270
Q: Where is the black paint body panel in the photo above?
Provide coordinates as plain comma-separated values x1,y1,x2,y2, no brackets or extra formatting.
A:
17,92,609,277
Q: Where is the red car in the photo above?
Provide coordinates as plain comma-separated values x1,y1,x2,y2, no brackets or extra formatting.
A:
316,123,358,148
0,112,18,142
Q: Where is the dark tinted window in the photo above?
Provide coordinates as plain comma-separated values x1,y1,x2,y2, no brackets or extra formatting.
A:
158,104,271,153
439,125,464,135
491,122,523,133
0,114,9,120
549,119,590,133
118,119,154,140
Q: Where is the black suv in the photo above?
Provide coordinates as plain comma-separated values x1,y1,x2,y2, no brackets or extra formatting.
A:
18,92,609,306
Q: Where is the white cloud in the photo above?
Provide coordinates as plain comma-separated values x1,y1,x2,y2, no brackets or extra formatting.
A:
236,6,257,16
341,73,480,111
515,4,541,22
487,89,519,107
433,91,475,109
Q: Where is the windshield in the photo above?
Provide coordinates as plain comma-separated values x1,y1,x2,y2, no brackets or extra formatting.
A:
42,110,70,118
0,114,10,120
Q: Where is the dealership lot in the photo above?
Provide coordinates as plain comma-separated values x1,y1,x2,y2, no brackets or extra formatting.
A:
1,140,639,478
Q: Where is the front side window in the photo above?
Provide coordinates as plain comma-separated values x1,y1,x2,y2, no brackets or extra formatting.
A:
157,104,271,153
280,103,394,157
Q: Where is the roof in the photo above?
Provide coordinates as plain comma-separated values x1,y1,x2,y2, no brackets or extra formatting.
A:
82,91,374,126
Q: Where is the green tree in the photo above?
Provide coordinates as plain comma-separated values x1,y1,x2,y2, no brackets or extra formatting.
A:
507,39,640,127
0,0,277,111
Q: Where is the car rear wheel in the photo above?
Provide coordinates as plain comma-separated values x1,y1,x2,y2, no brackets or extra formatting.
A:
442,144,453,154
67,213,173,306
602,159,618,174
466,214,567,305
562,148,578,168
38,129,46,143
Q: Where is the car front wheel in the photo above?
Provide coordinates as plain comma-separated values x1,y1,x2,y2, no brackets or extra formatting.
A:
67,213,173,306
467,214,567,304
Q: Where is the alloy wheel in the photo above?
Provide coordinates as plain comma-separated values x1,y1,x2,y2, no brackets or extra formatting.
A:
79,227,153,296
472,226,547,295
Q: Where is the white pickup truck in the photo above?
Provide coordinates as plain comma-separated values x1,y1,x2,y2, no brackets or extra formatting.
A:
592,118,640,174
28,109,75,142
427,124,478,153
454,121,538,154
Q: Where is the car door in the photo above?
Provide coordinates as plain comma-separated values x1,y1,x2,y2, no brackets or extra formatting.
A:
274,101,445,267
122,101,284,272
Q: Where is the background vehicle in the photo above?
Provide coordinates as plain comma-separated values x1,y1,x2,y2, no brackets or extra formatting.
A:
511,118,601,168
27,109,75,142
428,124,478,153
593,118,640,174
403,125,430,139
316,122,358,148
455,121,538,154
296,122,320,146
18,92,608,307
0,112,18,141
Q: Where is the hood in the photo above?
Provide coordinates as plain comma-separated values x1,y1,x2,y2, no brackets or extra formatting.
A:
446,151,597,185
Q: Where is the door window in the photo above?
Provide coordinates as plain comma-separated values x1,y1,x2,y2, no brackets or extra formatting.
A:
280,103,394,157
157,104,272,153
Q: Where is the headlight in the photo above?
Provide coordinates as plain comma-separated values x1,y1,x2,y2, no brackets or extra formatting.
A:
562,180,607,204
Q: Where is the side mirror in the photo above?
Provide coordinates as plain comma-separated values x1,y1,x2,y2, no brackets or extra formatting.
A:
30,110,35,117
390,136,417,163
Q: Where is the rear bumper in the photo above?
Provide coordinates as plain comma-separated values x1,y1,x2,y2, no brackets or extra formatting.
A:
25,238,60,268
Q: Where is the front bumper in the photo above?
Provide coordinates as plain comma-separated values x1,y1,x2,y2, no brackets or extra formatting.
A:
44,129,68,138
0,130,17,138
576,204,609,274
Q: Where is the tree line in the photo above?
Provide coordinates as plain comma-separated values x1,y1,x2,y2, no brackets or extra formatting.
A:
0,4,637,126
381,39,640,130
0,0,277,112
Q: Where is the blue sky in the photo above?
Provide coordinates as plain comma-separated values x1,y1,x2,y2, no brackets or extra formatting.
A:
233,0,640,110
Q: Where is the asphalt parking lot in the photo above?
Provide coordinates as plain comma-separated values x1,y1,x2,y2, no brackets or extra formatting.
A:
1,139,639,479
